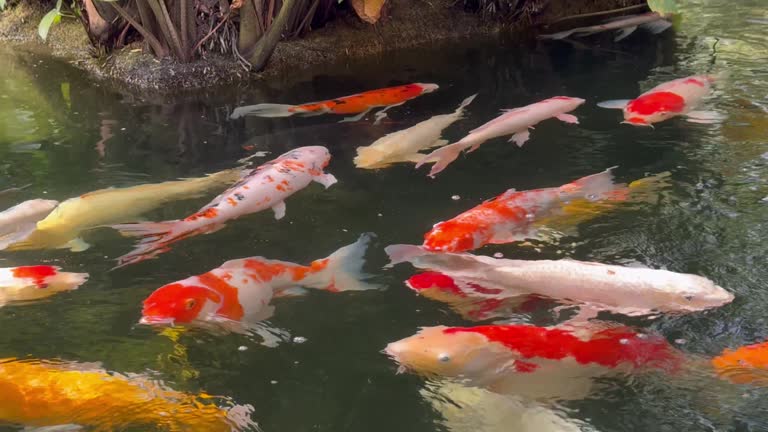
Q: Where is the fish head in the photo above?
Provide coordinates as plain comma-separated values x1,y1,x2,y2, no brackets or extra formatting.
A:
665,278,734,311
279,146,332,169
623,91,686,126
384,326,512,379
423,221,480,253
548,96,586,111
141,283,222,325
416,83,440,94
11,265,87,292
406,272,466,303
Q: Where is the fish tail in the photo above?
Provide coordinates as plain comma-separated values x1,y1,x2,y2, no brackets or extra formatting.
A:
310,233,380,292
383,244,430,267
538,29,576,40
111,220,192,268
454,94,478,115
230,103,302,119
416,142,467,177
562,166,620,200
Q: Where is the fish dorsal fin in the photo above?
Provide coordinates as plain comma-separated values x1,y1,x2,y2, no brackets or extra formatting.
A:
497,188,518,200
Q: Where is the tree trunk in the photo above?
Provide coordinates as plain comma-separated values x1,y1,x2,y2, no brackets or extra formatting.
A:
83,0,111,42
238,0,264,54
243,0,299,71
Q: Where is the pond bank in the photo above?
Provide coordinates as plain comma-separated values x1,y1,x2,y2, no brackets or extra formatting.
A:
0,0,645,95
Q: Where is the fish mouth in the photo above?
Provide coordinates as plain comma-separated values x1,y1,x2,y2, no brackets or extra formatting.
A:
139,316,176,326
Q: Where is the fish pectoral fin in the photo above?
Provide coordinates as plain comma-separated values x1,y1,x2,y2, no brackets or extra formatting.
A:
641,19,673,34
373,102,405,125
271,201,287,220
64,237,92,252
597,99,631,109
555,113,579,124
314,173,338,189
685,110,725,124
339,108,373,123
614,25,638,41
509,129,531,147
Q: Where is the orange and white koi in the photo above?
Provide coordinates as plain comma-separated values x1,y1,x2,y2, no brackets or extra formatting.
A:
418,168,620,253
406,271,548,321
416,96,585,177
712,340,768,386
0,357,255,431
539,12,672,42
0,265,88,306
113,146,337,267
385,324,682,400
140,234,377,331
386,245,734,319
230,83,439,124
598,74,723,126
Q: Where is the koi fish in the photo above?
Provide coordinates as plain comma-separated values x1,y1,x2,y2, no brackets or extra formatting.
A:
407,272,547,321
113,146,337,267
539,12,672,42
0,357,255,431
385,245,734,319
140,234,377,333
230,83,439,124
385,324,682,400
0,199,59,250
5,169,242,252
0,265,88,306
420,168,621,253
712,340,768,386
354,94,477,169
416,96,585,177
597,74,722,126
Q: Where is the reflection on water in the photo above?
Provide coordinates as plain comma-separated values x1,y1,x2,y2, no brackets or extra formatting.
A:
1,0,768,430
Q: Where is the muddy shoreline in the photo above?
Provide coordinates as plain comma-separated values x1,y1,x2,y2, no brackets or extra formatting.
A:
0,0,645,94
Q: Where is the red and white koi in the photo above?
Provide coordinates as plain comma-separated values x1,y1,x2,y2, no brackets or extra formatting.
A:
406,271,547,321
140,234,377,332
386,245,735,319
416,96,585,177
539,12,672,42
113,146,337,267
418,168,620,253
598,74,723,126
385,324,682,400
0,265,88,306
230,83,439,124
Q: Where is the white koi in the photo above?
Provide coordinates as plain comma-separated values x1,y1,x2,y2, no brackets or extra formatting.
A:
0,199,58,250
539,12,673,42
416,96,585,177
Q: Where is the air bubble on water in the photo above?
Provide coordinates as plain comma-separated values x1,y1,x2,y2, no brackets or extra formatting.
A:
342,229,348,232
674,339,687,345
270,380,278,384
238,345,248,352
377,213,383,217
293,336,307,344
493,252,504,258
586,193,599,201
636,333,647,339
619,338,629,345
525,213,534,221
120,127,126,131
451,195,460,201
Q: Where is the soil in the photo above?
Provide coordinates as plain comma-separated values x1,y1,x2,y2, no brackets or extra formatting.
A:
0,0,646,94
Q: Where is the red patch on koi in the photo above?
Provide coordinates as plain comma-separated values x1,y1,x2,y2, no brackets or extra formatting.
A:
243,259,288,282
185,207,218,222
12,265,56,288
283,160,306,171
627,92,685,115
683,78,705,87
445,325,680,370
227,198,238,207
407,272,465,296
197,273,244,320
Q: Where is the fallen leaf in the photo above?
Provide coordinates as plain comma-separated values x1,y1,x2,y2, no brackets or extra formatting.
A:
351,0,386,24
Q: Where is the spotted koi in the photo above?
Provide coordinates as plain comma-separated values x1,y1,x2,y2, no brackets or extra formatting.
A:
0,265,88,306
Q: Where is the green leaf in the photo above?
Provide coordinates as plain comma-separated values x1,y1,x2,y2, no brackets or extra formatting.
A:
38,9,61,41
60,82,71,110
0,0,7,11
647,0,679,15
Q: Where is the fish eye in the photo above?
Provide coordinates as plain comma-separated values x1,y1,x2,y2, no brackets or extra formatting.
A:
184,299,197,310
438,353,451,363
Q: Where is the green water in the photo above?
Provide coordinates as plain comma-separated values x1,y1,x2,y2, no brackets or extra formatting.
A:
1,0,768,430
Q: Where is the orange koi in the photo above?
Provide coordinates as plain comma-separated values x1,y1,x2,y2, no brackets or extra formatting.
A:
712,340,768,385
421,168,620,253
230,83,439,123
0,357,254,431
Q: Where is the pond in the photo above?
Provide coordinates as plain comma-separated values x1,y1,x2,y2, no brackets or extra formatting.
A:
1,0,768,430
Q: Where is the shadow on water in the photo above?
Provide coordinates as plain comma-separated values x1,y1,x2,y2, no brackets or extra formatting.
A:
2,1,768,430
